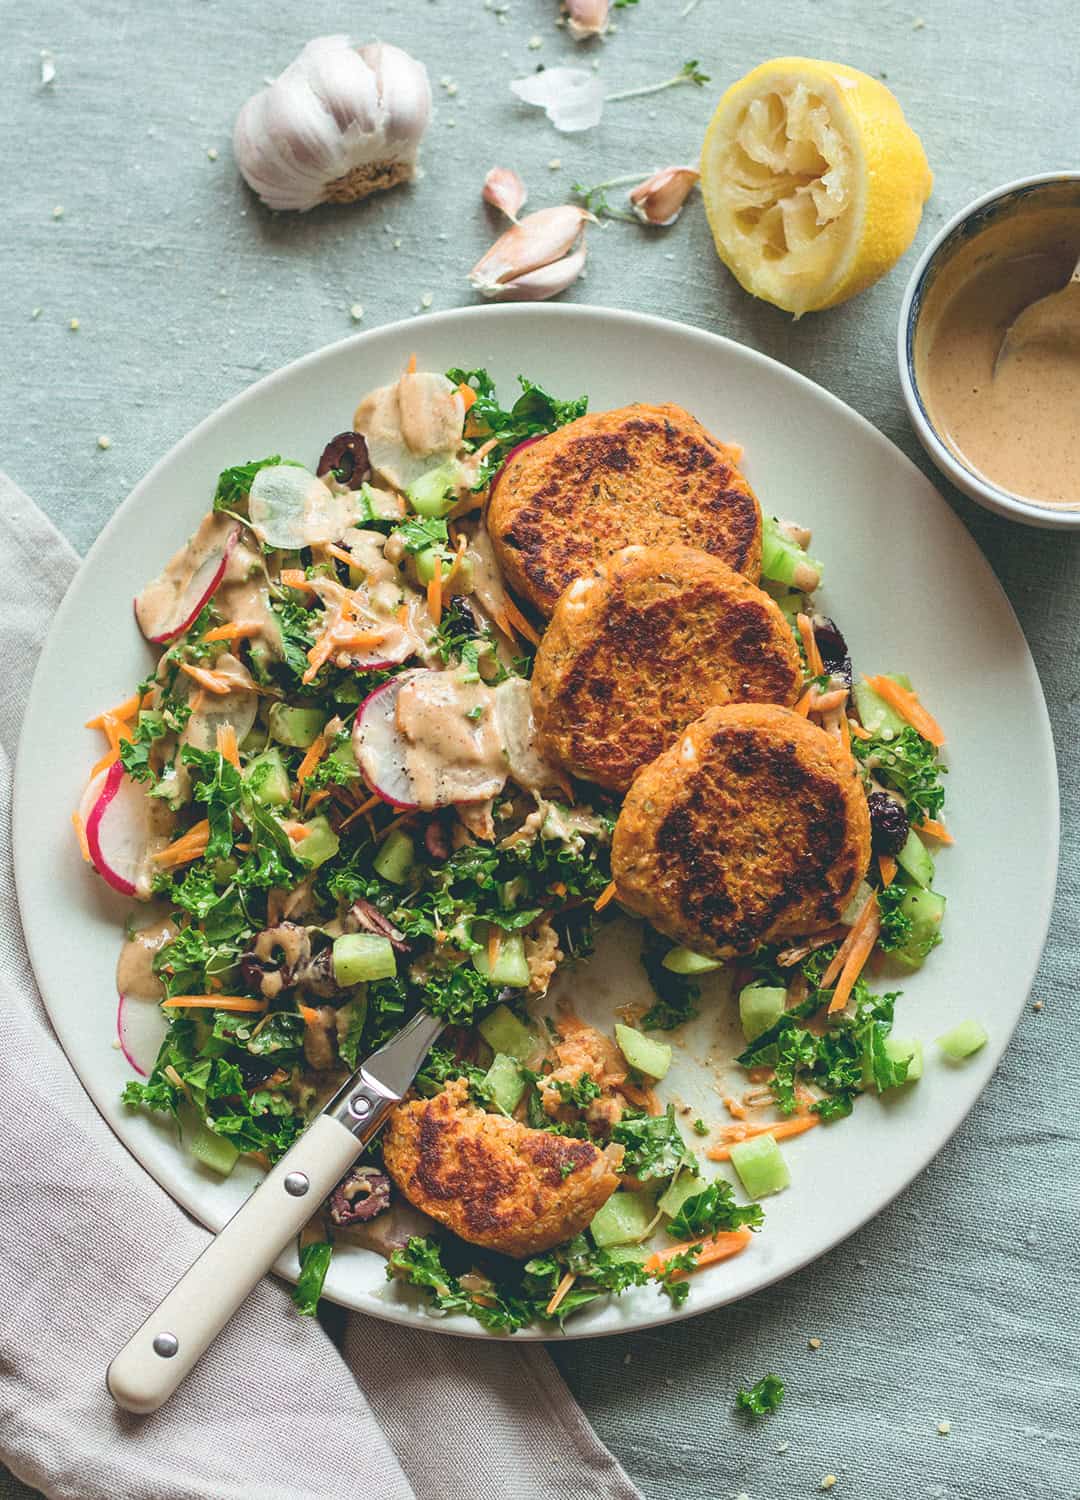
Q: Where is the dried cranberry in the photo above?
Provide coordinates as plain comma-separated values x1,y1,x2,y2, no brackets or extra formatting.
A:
867,790,909,855
814,616,852,686
328,1166,392,1226
316,432,369,489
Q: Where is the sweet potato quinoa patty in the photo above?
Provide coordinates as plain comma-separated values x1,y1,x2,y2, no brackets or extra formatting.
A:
612,704,871,958
382,1078,623,1258
486,403,762,616
531,544,802,792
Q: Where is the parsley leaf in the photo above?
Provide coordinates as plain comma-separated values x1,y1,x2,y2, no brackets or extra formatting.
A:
118,711,169,784
736,1373,785,1418
446,368,588,489
212,456,295,511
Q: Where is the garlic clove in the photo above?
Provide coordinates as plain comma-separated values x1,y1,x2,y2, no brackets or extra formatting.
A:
510,67,605,133
483,167,528,222
566,0,611,40
469,206,594,294
480,243,589,302
233,35,431,212
628,165,700,226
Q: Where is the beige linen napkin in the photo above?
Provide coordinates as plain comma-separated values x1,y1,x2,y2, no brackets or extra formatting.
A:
0,475,642,1500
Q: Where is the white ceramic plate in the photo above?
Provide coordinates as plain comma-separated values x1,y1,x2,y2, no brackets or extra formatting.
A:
14,306,1058,1340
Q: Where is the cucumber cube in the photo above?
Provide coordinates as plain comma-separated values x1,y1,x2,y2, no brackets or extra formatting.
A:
852,680,907,740
895,828,934,889
589,1190,656,1248
243,747,291,808
373,830,416,885
333,933,397,986
472,930,530,988
739,984,786,1043
662,946,723,975
483,1053,526,1114
268,703,326,749
729,1134,791,1200
407,462,459,518
184,1111,240,1176
894,887,946,970
614,1023,673,1080
936,1019,988,1060
883,1036,923,1082
295,814,339,869
603,1244,649,1265
657,1169,706,1219
477,1003,536,1062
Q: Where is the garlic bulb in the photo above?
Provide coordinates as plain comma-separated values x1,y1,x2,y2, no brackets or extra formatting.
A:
566,0,610,39
483,167,528,222
629,166,700,226
233,36,432,212
469,206,595,301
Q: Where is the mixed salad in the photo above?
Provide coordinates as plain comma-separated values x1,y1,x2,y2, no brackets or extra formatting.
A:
75,361,952,1330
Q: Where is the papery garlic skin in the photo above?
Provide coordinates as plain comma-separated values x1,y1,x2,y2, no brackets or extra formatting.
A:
629,165,700,226
469,206,594,302
483,167,528,222
566,0,610,40
510,68,605,133
233,36,432,212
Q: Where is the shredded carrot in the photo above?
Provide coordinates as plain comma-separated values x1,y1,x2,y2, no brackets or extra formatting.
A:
827,895,881,1014
916,817,954,845
216,724,240,768
305,788,331,809
546,1271,577,1316
298,1002,322,1025
487,925,502,972
406,353,417,374
90,746,119,779
340,792,383,829
302,633,337,685
282,820,312,842
644,1229,753,1278
797,613,825,679
862,674,945,747
71,810,91,863
151,820,211,868
201,622,262,643
375,810,417,843
443,533,468,590
102,712,133,754
820,891,878,990
280,568,312,589
706,1116,820,1161
723,1095,748,1121
427,556,443,626
324,543,356,569
179,662,233,696
838,710,852,754
501,594,541,647
457,381,478,412
86,693,140,729
849,719,873,741
295,732,328,787
594,880,617,912
162,996,267,1013
878,853,898,886
793,687,816,717
550,881,568,899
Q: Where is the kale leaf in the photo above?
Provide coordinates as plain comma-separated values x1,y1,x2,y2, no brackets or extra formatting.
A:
612,1105,693,1180
853,726,947,824
292,1240,334,1317
667,1180,764,1238
639,927,701,1031
736,1373,785,1418
446,368,588,489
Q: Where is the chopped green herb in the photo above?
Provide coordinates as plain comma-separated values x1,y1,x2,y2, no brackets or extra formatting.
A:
736,1373,785,1418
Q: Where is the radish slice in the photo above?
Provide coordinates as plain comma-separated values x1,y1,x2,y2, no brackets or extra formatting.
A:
490,434,544,497
116,992,167,1077
248,464,355,550
134,517,240,644
353,669,512,809
353,672,423,809
84,761,153,898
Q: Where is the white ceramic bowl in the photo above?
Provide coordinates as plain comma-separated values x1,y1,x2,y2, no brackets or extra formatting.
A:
898,172,1080,529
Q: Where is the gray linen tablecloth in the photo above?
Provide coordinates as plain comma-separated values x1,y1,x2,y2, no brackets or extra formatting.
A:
3,0,1079,1496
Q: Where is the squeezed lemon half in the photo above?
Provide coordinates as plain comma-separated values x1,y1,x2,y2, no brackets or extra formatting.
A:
701,57,933,316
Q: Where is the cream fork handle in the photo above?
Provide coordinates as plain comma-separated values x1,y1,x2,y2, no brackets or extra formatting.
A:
106,1112,364,1415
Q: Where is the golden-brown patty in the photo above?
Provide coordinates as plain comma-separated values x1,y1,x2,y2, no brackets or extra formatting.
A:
382,1078,622,1258
612,704,871,958
531,544,802,792
486,403,762,617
